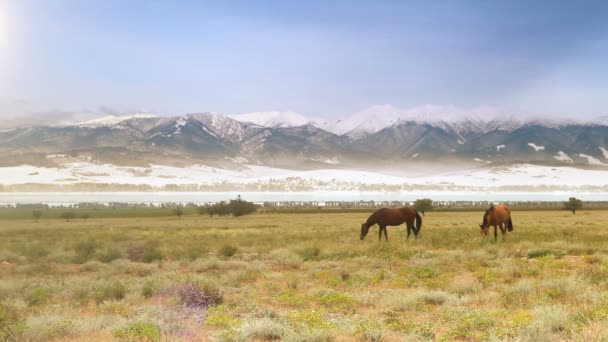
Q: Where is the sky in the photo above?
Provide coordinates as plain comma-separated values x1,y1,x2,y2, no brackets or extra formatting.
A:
1,0,608,127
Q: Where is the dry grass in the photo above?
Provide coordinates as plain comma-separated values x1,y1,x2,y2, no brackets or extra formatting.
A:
1,210,608,341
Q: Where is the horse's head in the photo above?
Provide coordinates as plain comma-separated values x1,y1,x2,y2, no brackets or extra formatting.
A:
360,222,370,240
479,223,489,236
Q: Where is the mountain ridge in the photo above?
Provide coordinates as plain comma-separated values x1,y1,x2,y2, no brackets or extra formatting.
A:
1,110,607,169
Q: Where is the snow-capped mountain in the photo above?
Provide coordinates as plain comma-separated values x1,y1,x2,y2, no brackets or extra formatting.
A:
230,111,316,128
1,108,607,169
74,113,158,128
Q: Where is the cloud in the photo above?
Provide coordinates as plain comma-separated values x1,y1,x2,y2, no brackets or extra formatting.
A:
0,110,94,129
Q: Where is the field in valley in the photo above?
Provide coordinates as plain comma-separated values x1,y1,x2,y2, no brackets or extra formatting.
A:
1,209,608,341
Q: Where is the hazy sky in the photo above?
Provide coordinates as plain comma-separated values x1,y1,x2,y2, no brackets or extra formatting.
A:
1,0,608,126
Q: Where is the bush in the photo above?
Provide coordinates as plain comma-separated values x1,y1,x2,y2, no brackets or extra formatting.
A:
92,280,127,304
528,249,552,259
98,247,123,263
297,247,321,261
73,240,98,264
449,275,482,295
0,302,22,341
178,282,223,308
240,317,286,341
218,245,239,258
60,211,76,222
417,290,449,305
270,248,303,267
113,321,161,341
24,286,48,306
129,241,163,263
414,198,433,215
141,279,157,299
191,257,220,272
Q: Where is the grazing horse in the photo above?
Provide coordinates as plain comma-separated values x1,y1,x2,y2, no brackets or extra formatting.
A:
360,206,422,241
479,204,513,241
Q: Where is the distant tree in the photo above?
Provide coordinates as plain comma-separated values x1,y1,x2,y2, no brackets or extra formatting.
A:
214,201,229,217
174,206,184,220
196,205,209,216
229,196,257,217
564,197,583,215
32,209,42,223
61,211,76,222
81,213,90,221
415,198,433,216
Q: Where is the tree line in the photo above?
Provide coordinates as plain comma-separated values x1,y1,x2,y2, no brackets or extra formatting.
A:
195,196,257,218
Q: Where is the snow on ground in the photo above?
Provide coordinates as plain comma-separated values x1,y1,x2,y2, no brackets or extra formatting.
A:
554,151,573,163
579,154,607,166
528,143,545,151
600,147,608,160
1,162,608,189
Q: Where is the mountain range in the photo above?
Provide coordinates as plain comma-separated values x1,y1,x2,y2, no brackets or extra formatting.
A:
1,106,607,169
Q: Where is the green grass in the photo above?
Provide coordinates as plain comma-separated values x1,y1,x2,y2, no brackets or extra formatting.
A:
1,210,608,341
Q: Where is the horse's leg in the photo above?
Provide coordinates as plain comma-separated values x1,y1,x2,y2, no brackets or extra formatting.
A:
378,225,383,242
494,225,498,242
500,223,506,241
406,223,412,240
384,226,389,241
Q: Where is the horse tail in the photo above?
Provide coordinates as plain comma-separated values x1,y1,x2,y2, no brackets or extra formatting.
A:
507,217,513,232
415,211,422,234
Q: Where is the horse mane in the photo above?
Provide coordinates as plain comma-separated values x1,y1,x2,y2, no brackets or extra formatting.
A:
482,207,492,226
365,210,381,226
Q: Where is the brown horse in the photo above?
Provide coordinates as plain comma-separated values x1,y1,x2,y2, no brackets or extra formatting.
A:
479,204,513,241
360,206,422,241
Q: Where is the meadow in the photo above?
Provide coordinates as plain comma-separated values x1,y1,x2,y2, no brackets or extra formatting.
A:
1,209,608,341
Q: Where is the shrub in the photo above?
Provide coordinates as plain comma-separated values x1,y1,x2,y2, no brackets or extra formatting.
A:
528,249,552,259
270,248,303,267
32,209,42,222
240,317,286,341
73,240,98,264
71,282,90,305
173,206,184,220
297,247,321,261
317,291,354,311
99,300,130,316
92,280,127,304
0,302,22,341
23,314,79,340
129,242,163,263
178,282,223,308
523,305,570,337
218,245,239,258
113,321,161,341
191,257,220,272
24,286,48,306
449,275,482,295
418,290,449,305
141,279,157,299
60,212,76,222
98,247,123,263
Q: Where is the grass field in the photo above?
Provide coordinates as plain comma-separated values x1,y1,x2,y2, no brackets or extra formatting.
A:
1,210,608,341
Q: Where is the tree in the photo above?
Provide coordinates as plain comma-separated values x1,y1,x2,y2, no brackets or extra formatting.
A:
81,213,90,221
564,197,583,214
32,209,42,223
174,206,184,220
61,211,76,222
228,196,257,217
414,198,433,216
196,205,209,216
